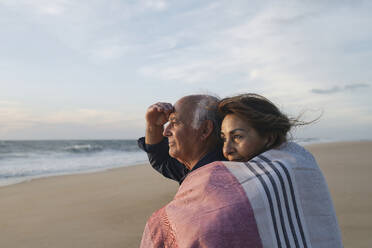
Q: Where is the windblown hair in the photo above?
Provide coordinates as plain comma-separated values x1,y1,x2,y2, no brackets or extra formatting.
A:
218,93,310,149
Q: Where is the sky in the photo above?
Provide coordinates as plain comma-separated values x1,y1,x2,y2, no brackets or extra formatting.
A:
0,0,371,141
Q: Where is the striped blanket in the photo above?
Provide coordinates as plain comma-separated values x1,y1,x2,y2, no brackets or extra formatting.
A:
140,142,343,247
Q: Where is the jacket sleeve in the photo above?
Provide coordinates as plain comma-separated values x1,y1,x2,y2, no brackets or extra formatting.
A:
137,137,189,184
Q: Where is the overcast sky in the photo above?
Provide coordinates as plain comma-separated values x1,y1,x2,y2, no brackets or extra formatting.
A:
1,0,371,141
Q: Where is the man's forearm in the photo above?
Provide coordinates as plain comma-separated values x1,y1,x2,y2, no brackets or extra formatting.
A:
145,124,164,144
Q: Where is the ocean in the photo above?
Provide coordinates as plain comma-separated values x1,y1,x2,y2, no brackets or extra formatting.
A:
0,137,331,187
0,140,147,187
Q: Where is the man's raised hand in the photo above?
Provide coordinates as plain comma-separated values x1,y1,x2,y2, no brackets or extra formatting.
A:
145,102,173,144
146,102,173,127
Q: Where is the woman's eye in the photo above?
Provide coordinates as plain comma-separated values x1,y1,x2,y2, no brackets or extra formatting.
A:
233,135,242,141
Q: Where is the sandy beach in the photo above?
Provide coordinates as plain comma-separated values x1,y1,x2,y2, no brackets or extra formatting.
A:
306,141,372,248
0,141,371,248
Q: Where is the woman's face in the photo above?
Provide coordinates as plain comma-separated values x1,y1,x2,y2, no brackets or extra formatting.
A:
221,114,268,162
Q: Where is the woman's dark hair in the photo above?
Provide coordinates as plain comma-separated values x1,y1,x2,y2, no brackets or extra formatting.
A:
218,93,310,149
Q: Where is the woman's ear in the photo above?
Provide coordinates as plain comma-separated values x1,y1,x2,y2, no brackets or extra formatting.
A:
200,120,214,140
265,134,276,149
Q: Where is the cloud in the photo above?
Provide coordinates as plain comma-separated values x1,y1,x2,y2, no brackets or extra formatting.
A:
44,109,126,125
0,104,36,135
139,56,241,84
88,41,129,61
0,100,21,106
311,86,342,94
0,102,140,138
0,0,72,16
142,0,168,11
267,13,314,26
311,83,370,94
0,0,170,63
137,0,372,99
344,83,370,90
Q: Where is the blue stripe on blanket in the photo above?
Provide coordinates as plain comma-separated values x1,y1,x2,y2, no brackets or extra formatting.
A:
256,161,292,247
258,155,309,248
244,162,283,248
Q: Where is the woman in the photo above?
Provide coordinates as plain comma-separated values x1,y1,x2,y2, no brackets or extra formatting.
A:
217,93,343,248
218,93,296,162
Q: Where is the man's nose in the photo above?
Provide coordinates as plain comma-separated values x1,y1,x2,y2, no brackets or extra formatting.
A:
163,123,171,137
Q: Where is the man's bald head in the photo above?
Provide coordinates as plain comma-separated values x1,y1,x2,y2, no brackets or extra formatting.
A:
163,94,221,169
175,94,221,136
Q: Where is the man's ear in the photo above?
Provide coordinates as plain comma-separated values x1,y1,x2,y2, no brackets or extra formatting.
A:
200,120,214,141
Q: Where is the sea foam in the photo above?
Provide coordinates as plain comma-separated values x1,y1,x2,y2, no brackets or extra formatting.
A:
0,140,147,187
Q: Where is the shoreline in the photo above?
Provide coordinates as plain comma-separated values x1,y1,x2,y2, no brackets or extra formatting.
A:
0,162,148,189
0,141,371,247
1,140,370,189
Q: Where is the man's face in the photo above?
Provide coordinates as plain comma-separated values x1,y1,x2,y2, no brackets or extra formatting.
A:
162,99,200,166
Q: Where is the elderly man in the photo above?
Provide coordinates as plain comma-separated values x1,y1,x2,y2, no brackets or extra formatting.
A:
137,94,225,184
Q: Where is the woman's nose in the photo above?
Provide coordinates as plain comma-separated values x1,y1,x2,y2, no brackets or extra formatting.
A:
223,139,234,155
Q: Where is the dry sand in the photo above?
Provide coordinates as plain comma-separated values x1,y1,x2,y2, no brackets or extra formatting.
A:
0,141,371,247
306,141,372,248
0,165,178,248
